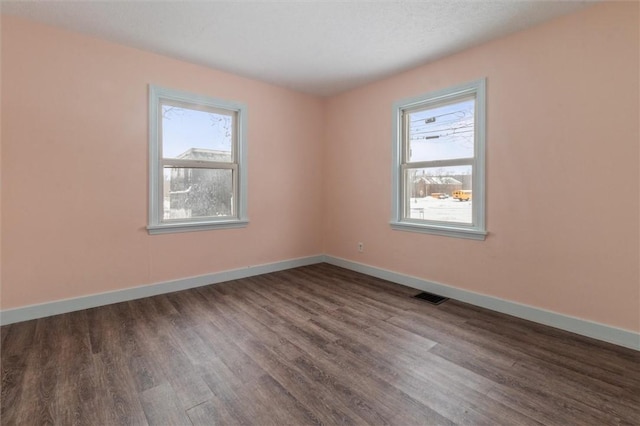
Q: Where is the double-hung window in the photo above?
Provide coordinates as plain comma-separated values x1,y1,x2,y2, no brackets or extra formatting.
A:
147,85,248,234
391,79,486,240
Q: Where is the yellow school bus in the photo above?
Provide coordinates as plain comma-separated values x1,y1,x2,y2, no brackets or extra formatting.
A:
453,190,472,201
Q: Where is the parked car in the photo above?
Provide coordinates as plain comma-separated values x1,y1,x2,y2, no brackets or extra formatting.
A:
430,192,449,199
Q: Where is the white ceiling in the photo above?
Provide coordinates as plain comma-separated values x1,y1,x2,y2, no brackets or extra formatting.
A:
1,0,596,96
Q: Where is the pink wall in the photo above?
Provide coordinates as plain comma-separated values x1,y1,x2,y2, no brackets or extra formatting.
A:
2,2,638,334
324,1,639,332
1,16,325,309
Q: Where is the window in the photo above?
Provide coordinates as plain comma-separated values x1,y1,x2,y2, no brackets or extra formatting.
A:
391,79,486,240
148,85,248,234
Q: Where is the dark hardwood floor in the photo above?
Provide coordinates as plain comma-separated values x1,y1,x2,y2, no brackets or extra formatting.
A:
2,263,639,425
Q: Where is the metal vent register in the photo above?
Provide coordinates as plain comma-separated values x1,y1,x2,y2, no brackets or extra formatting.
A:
413,292,449,305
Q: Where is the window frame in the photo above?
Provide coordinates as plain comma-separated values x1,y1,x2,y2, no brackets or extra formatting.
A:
147,85,248,235
390,79,487,240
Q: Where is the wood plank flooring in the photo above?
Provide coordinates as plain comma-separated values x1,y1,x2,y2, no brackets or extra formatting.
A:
2,263,639,425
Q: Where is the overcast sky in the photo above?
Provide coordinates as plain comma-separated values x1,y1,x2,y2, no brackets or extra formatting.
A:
162,105,232,158
408,97,475,166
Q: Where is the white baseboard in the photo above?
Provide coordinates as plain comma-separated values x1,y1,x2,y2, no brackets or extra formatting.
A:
324,255,640,351
0,255,324,326
2,253,637,351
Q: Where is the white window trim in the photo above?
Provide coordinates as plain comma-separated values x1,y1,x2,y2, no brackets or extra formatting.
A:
390,78,487,241
147,85,248,235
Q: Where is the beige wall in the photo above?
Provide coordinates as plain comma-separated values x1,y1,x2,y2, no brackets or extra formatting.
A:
324,1,639,331
1,16,325,309
2,2,638,333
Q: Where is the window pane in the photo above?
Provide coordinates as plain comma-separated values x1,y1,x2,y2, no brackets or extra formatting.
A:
162,104,233,161
163,168,233,220
405,165,472,224
407,97,474,162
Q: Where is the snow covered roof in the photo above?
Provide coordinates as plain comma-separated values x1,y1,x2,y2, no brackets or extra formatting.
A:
414,176,462,185
176,148,231,161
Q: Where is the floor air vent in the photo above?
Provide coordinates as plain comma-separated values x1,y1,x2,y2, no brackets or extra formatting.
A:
413,292,449,305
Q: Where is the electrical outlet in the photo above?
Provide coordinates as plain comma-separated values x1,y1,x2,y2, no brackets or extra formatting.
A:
357,242,364,253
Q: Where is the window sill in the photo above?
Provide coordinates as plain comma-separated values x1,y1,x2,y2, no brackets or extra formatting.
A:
147,220,249,235
390,221,486,240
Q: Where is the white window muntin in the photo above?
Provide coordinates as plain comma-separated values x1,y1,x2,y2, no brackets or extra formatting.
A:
391,79,486,240
148,85,248,234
